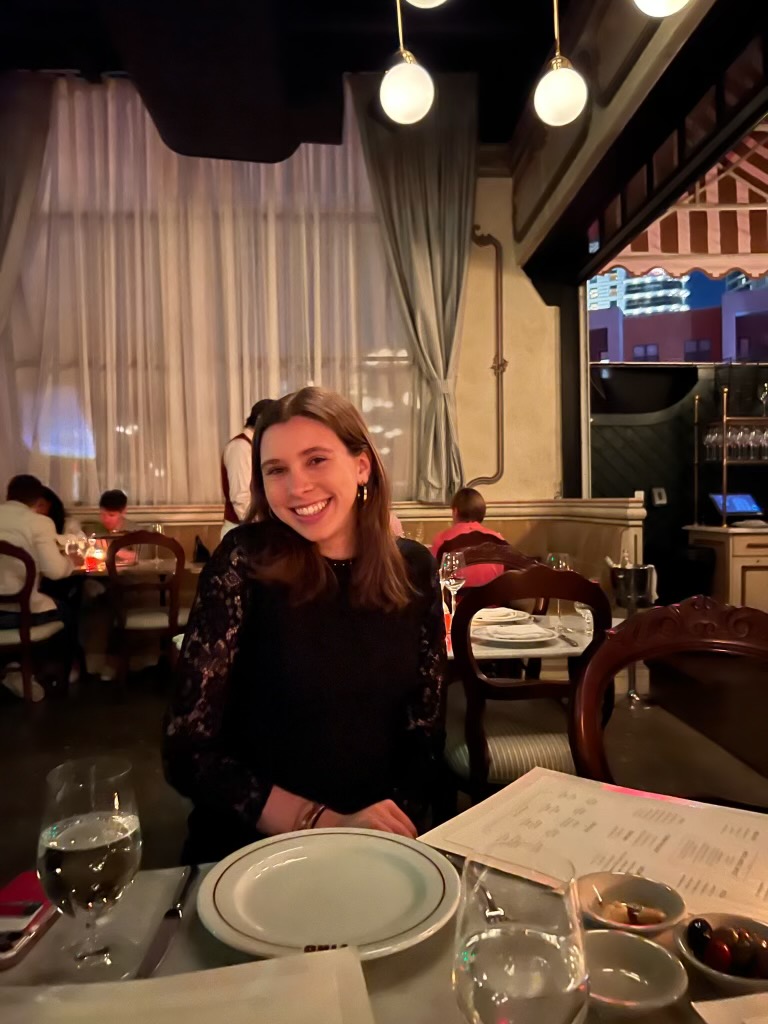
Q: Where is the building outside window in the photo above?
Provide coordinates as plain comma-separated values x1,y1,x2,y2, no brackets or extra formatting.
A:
684,339,712,361
632,344,659,362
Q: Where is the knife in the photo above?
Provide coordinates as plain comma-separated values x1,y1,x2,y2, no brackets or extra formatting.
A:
135,864,198,979
559,631,580,648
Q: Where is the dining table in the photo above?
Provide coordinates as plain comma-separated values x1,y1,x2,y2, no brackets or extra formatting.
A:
0,860,724,1023
454,612,623,661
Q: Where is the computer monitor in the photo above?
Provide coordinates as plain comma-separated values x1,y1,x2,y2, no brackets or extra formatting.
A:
709,493,764,517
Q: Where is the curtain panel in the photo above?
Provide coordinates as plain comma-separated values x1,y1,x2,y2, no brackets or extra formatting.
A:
350,73,477,503
1,78,415,505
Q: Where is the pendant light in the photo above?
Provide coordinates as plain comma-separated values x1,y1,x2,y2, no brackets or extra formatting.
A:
533,0,588,127
379,0,435,125
633,0,692,15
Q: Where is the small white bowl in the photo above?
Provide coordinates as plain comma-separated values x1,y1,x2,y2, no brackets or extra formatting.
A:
578,871,686,937
675,912,768,994
586,929,688,1017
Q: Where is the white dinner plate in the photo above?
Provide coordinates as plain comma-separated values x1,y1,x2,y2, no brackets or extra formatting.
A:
197,828,461,961
472,607,530,624
472,623,557,645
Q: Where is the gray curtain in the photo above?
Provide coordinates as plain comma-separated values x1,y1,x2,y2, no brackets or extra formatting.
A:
350,74,477,503
0,74,52,469
0,74,52,335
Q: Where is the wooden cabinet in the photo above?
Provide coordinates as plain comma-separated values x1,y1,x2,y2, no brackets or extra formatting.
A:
686,526,768,612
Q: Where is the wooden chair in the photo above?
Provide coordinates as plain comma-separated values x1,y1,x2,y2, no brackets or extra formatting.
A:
435,530,513,565
445,563,612,806
462,543,547,679
106,531,188,685
0,541,67,702
572,596,768,810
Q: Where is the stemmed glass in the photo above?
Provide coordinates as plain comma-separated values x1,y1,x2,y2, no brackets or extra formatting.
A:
440,551,467,619
37,757,142,979
546,552,572,632
453,845,588,1024
151,522,164,567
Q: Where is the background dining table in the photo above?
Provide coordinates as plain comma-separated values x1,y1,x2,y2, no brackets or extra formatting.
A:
455,613,622,661
0,863,724,1022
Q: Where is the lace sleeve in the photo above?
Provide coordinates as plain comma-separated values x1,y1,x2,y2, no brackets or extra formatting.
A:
407,561,447,735
162,529,272,830
395,559,446,825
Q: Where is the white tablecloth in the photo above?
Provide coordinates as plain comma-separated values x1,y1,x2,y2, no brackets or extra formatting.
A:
456,614,621,661
0,866,717,1022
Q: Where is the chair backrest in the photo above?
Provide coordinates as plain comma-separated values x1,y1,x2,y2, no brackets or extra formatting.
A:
450,565,611,790
452,563,612,698
461,542,545,613
0,540,36,645
572,595,768,786
106,531,186,632
435,530,511,565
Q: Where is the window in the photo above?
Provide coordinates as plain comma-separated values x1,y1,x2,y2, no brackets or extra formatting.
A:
633,344,659,362
684,339,712,361
6,79,417,503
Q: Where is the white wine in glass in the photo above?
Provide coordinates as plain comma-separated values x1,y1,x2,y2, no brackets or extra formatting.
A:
37,757,142,979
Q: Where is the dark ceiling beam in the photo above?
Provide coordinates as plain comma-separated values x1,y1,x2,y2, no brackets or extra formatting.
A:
524,0,768,285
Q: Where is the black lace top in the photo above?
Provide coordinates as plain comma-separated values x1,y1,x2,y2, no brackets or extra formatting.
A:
163,523,445,858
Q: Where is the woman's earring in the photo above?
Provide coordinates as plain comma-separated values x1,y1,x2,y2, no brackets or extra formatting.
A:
358,484,368,505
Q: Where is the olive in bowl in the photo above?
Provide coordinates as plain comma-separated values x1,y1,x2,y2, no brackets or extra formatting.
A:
675,913,768,993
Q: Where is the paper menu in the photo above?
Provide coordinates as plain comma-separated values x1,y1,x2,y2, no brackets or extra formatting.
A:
421,768,768,917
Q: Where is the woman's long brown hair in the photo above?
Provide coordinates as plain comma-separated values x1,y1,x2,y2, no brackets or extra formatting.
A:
247,387,413,611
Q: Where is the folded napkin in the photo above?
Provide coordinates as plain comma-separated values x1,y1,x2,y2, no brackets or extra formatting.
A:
473,608,527,623
0,948,373,1024
476,623,553,641
694,993,768,1024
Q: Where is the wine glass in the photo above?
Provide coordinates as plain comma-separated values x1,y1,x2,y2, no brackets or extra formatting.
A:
37,757,142,978
712,425,723,460
453,845,587,1024
573,601,593,635
440,551,467,619
151,522,164,567
546,552,572,632
708,423,720,460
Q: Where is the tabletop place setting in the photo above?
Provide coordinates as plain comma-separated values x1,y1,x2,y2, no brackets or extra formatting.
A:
2,763,768,1024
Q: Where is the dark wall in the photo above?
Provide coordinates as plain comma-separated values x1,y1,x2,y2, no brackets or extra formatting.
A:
591,363,768,601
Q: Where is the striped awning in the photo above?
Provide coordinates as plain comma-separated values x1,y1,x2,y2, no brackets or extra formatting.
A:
604,119,768,279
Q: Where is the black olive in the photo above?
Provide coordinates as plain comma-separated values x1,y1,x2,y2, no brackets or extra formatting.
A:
687,918,713,956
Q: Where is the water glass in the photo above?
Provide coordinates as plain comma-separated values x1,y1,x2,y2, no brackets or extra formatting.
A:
151,522,164,566
546,552,572,631
453,846,587,1024
37,757,142,978
573,601,593,635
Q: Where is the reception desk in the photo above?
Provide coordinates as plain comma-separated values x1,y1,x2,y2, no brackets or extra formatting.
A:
686,525,768,612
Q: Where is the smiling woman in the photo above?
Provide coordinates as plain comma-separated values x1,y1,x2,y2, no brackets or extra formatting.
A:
163,388,446,863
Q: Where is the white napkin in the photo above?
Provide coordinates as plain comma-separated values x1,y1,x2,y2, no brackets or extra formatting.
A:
0,948,374,1024
473,608,527,623
693,993,768,1024
476,623,553,641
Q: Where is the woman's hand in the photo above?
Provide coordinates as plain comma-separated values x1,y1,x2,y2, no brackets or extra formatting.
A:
321,799,417,838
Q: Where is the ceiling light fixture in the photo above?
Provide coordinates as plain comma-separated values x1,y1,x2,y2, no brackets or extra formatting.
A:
379,0,435,124
632,0,692,15
404,0,448,7
533,0,588,127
